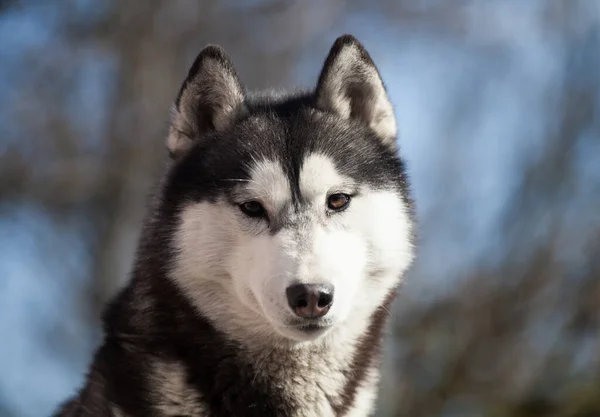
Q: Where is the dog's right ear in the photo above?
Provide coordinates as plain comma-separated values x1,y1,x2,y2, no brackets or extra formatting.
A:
167,46,246,158
315,35,397,149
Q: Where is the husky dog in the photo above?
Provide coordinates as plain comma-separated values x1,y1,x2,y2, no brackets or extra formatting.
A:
53,34,414,417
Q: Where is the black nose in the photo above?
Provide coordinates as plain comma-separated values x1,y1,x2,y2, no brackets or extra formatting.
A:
286,284,334,319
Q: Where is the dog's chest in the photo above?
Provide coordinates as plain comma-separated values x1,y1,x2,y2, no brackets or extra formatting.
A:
251,344,355,417
150,361,208,416
147,340,377,417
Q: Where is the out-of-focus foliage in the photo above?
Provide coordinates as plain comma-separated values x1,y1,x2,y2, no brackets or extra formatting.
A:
0,1,598,416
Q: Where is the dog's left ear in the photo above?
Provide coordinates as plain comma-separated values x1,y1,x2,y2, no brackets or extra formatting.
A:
316,35,397,149
167,45,246,158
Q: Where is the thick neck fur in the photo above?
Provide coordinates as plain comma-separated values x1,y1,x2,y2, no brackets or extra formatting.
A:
97,273,394,417
81,210,397,417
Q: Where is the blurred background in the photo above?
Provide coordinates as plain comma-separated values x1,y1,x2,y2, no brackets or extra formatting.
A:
1,1,599,416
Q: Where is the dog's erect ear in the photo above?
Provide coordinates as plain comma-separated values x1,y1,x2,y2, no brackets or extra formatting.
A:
167,45,246,158
315,35,397,149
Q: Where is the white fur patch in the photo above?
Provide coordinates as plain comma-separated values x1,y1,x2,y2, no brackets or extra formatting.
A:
299,153,354,201
343,368,380,417
298,154,413,322
110,404,130,417
172,202,277,343
151,361,207,416
244,159,291,212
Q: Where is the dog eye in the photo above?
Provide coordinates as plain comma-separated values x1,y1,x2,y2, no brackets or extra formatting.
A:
327,193,351,211
239,201,266,218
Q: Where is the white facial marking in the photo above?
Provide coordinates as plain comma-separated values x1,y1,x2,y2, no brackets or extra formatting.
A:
172,201,279,344
298,153,353,200
244,158,291,212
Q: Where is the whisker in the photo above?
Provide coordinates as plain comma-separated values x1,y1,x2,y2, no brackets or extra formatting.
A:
222,178,251,182
380,305,393,318
252,339,281,384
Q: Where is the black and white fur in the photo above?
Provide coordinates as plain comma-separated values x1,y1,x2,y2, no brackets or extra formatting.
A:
53,34,415,417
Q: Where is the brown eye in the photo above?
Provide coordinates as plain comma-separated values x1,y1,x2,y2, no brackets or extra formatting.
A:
327,193,351,211
239,201,265,218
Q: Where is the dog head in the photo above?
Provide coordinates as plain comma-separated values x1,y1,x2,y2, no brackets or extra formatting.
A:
162,35,414,343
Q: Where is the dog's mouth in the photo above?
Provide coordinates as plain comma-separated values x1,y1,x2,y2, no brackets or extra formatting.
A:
270,320,335,342
281,318,334,340
262,304,337,341
297,322,329,333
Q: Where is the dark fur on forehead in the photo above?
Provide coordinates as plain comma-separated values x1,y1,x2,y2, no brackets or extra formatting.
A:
165,90,410,212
